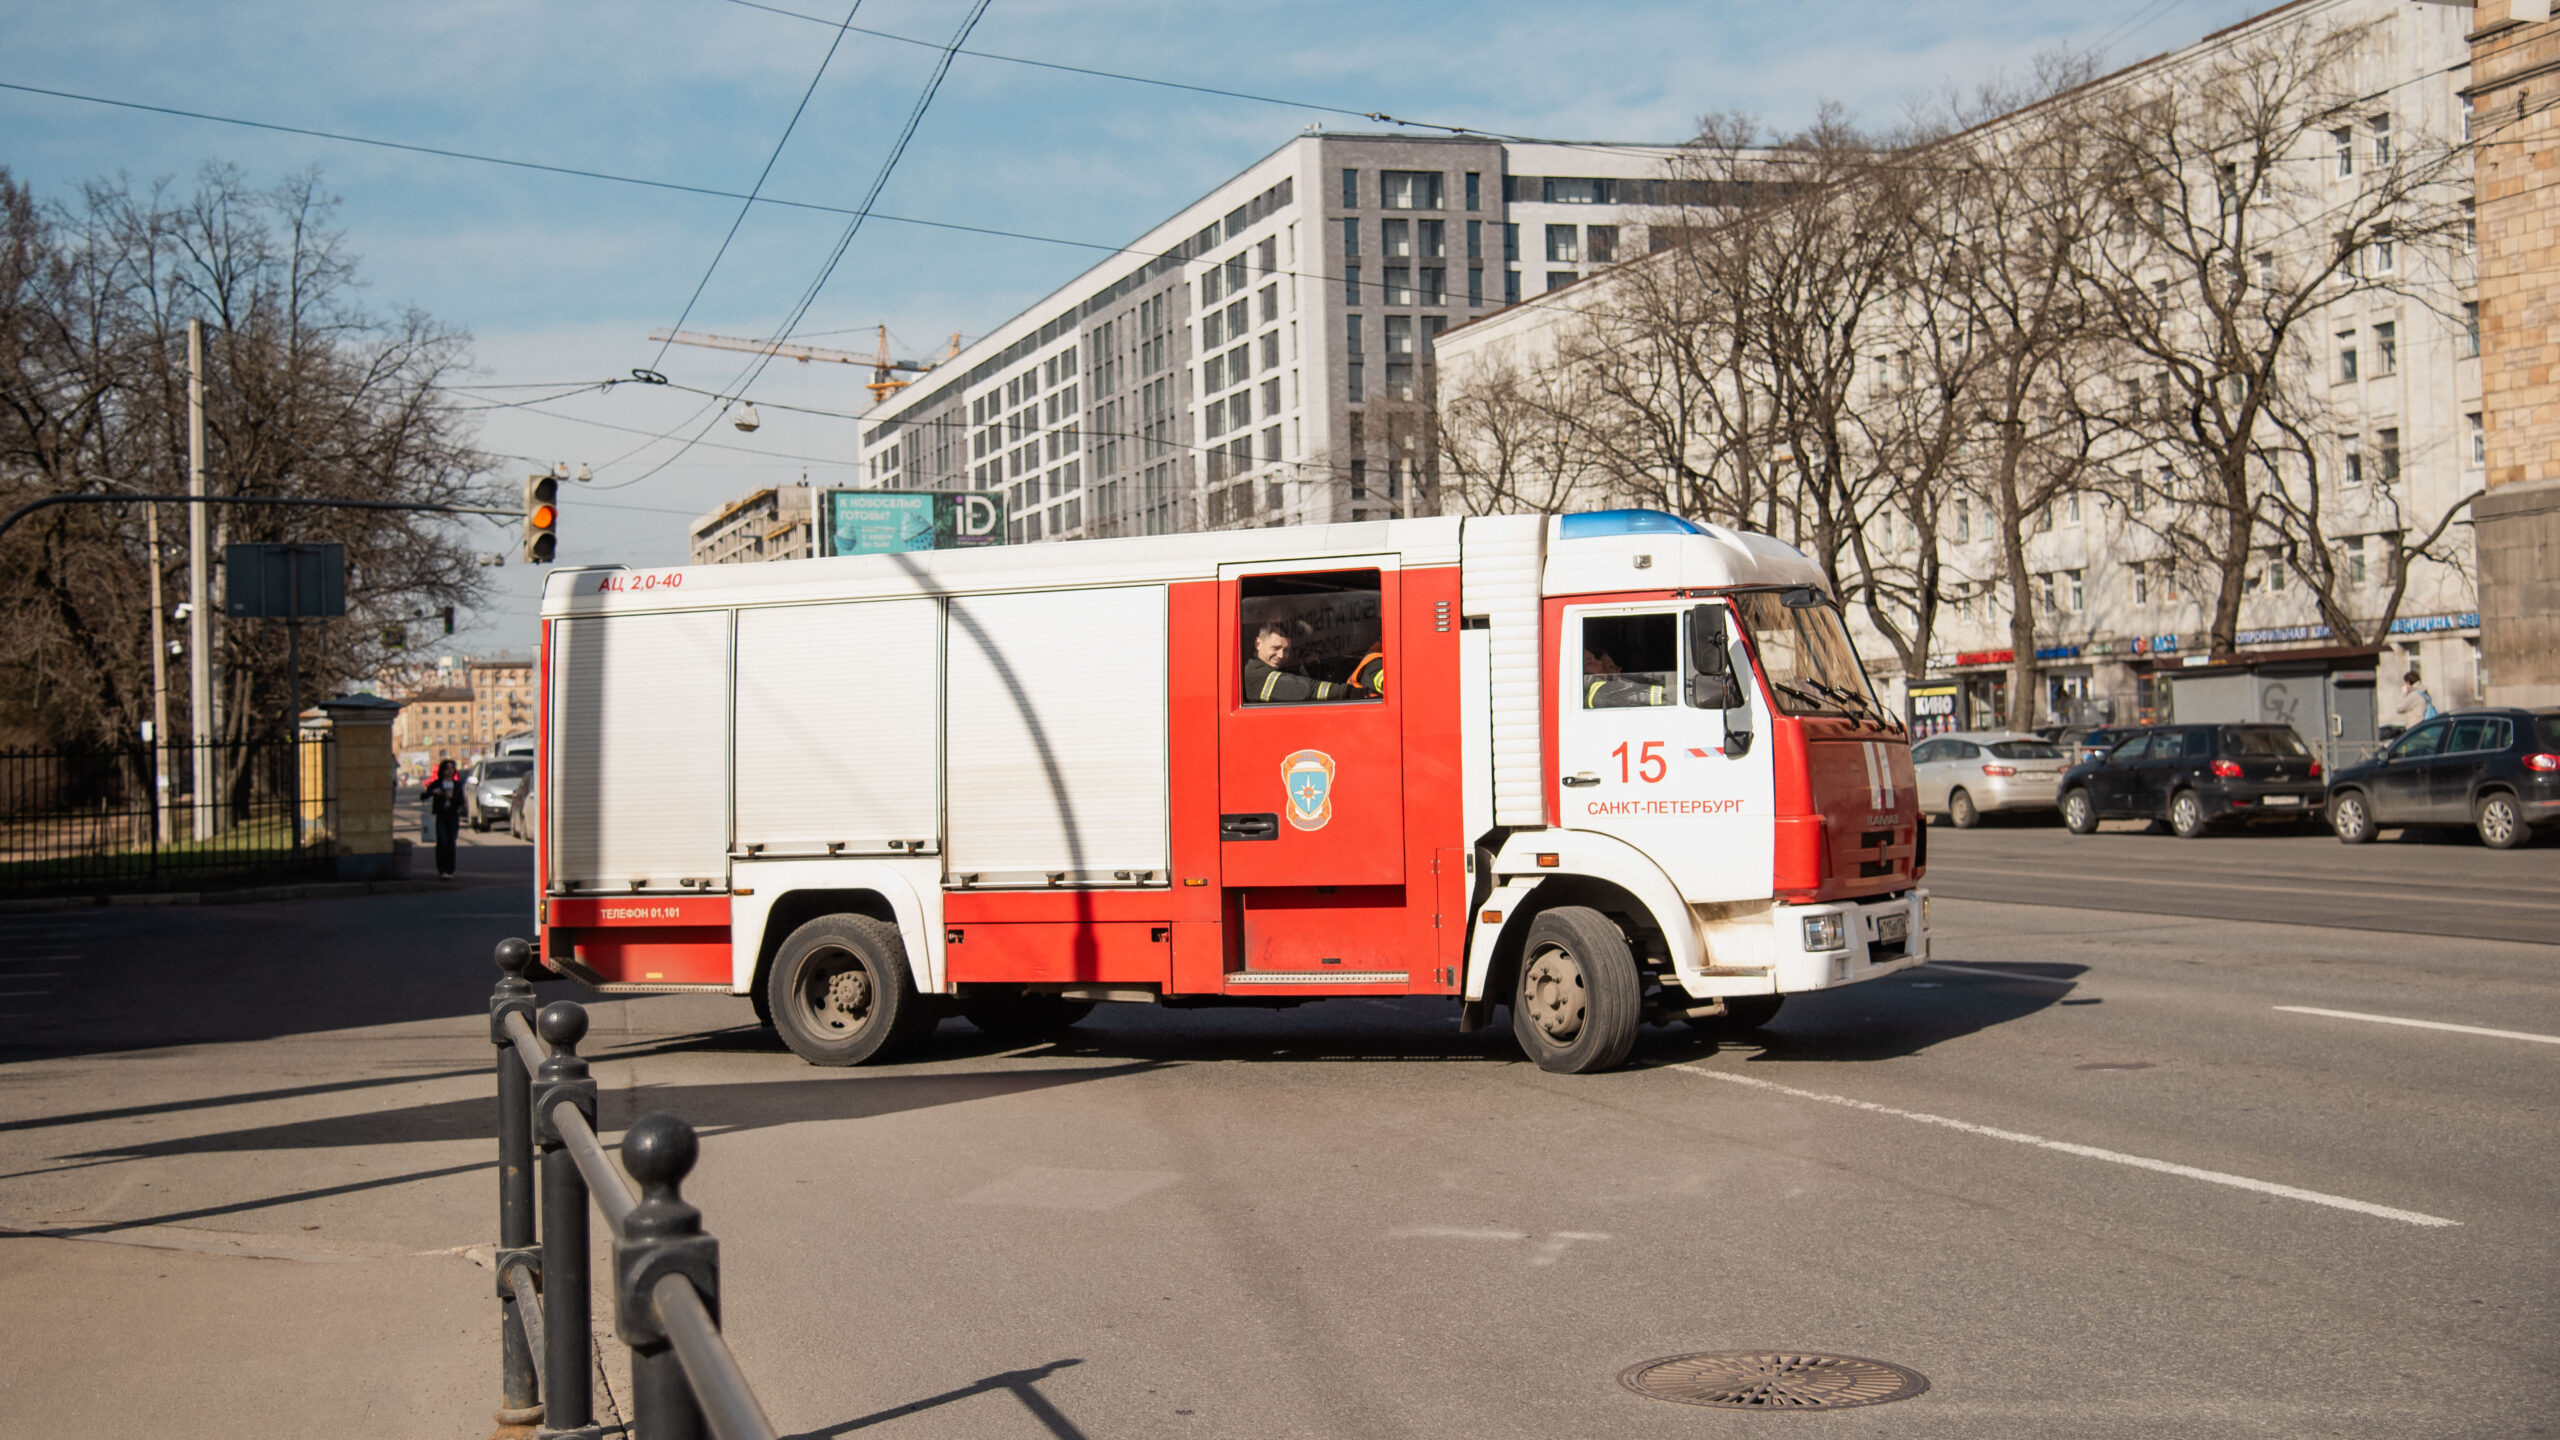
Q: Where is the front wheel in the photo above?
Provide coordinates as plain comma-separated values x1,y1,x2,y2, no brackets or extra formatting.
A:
2169,790,2208,839
1948,789,1980,829
2061,788,2098,835
1509,907,1642,1075
766,914,936,1066
2476,792,2529,850
2331,791,2376,844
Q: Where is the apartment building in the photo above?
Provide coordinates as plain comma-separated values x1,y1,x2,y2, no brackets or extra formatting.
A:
855,134,1695,541
1438,0,2489,732
379,653,536,773
688,483,817,565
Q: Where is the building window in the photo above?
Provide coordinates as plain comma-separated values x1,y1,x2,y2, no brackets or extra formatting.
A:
1545,272,1576,292
1504,270,1520,305
1380,171,1443,210
2369,228,2394,274
2342,434,2363,485
1466,219,1483,261
1347,362,1364,403
1345,314,1362,356
1341,218,1358,257
2343,535,2367,585
2374,321,2397,374
1382,218,1411,259
1262,376,1281,415
1464,171,1480,211
2378,427,2400,483
1341,168,1359,208
1468,268,1484,307
2468,412,2485,467
2336,333,2358,383
1384,315,1413,358
1951,497,1971,543
2461,302,2480,359
1344,265,1361,306
1260,331,1280,372
2066,569,2084,612
1421,268,1446,306
2255,251,2274,287
2332,127,2353,178
1502,224,1519,263
1543,177,1609,204
2134,566,2150,606
2037,572,2058,612
1586,225,1618,264
1386,362,1413,401
1546,224,1580,263
1384,267,1414,305
2369,113,2392,166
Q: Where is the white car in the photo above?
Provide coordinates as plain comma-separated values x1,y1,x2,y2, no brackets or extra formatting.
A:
1912,730,2068,827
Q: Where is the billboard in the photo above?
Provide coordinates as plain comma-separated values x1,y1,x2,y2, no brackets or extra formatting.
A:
224,542,347,619
818,490,1005,556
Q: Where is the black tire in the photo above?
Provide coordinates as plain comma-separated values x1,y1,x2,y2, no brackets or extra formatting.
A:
765,914,936,1066
1689,994,1785,1031
2168,789,2208,839
2061,788,2099,835
1948,789,1980,829
2330,790,2376,844
2476,792,2529,850
1509,906,1642,1074
960,989,1097,1041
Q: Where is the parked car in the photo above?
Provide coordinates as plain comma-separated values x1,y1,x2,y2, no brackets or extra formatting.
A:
1912,730,2068,827
2324,707,2560,850
468,757,533,832
2059,723,2326,838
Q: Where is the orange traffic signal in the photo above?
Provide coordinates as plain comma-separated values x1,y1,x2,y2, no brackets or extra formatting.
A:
523,473,559,564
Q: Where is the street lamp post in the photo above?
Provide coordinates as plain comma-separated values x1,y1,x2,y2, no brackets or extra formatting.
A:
187,318,215,840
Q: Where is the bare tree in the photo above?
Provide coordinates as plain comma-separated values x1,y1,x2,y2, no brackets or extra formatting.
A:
2079,16,2469,655
0,164,494,750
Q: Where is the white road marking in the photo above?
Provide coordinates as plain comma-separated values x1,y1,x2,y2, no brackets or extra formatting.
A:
2273,1006,2560,1047
1923,961,2077,986
1674,1066,2457,1228
1390,1227,1612,1265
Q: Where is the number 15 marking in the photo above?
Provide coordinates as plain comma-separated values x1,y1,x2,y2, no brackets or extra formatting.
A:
1611,741,1668,784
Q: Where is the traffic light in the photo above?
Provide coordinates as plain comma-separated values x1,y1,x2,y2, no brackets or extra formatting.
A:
522,472,559,564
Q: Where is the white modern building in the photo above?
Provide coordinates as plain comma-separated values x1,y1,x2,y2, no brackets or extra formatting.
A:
856,134,1703,542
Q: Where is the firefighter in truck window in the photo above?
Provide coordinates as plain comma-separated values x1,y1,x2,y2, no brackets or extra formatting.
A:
1240,569,1385,705
1581,614,1675,707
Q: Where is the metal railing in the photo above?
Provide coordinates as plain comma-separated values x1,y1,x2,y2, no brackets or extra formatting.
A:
0,738,335,896
490,938,779,1440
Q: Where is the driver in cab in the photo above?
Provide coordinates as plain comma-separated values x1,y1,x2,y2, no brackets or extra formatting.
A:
1246,621,1372,703
1583,646,1670,708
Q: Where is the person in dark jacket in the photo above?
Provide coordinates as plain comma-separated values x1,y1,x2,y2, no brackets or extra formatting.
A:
423,758,466,879
1244,622,1353,703
1582,647,1669,708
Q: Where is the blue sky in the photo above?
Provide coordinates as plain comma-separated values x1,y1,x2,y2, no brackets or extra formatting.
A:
3,0,2269,656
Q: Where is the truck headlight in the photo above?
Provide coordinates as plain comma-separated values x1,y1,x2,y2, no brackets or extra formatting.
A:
1801,913,1847,952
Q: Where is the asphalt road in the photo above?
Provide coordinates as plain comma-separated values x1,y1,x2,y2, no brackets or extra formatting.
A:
2,830,2555,1438
1920,815,2560,945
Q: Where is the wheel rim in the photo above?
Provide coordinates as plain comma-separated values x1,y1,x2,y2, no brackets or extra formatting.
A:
1521,943,1587,1043
2337,798,2363,836
797,945,877,1037
2065,793,2089,828
2174,795,2199,830
2481,800,2516,844
1952,793,1974,824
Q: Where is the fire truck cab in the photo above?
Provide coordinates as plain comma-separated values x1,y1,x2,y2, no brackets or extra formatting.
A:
533,508,1924,1074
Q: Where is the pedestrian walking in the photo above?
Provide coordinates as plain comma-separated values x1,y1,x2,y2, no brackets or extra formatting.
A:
2397,668,2439,726
424,757,466,879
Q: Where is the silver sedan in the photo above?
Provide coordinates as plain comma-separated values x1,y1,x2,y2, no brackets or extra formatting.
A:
1912,730,2069,828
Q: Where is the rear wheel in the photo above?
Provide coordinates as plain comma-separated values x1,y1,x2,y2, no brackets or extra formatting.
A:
1948,789,1980,829
1510,907,1642,1075
766,914,936,1066
2061,788,2098,835
2330,791,2376,844
2476,792,2529,850
960,989,1096,1041
2169,789,2208,839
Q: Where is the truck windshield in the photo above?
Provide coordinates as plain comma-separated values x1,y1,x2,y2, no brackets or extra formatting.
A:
1730,591,1888,724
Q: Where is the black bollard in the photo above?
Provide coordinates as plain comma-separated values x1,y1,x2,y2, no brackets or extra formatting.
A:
616,1114,717,1440
492,939,542,1426
533,1001,600,1437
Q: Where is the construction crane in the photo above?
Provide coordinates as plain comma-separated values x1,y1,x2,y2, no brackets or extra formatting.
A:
646,326,961,404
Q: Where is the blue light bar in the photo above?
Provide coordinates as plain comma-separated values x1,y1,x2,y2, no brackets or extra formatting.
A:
1557,509,1706,539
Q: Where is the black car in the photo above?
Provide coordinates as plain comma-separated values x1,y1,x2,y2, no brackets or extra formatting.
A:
2324,707,2560,850
2049,724,2135,768
2059,723,2327,838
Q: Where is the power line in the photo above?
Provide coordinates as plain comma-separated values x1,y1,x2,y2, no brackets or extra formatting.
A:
648,0,869,373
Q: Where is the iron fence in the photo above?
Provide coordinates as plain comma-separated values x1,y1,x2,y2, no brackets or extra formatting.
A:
491,939,778,1440
0,738,336,897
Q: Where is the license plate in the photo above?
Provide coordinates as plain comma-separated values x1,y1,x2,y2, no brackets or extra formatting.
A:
1877,913,1910,944
2263,794,2303,807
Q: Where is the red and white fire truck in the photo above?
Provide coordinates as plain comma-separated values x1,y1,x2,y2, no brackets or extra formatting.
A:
531,509,1925,1074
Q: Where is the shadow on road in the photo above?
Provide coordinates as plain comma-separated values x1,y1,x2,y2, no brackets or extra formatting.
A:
786,1357,1092,1440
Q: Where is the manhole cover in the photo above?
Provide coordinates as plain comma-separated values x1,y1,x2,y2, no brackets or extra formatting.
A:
1619,1351,1929,1410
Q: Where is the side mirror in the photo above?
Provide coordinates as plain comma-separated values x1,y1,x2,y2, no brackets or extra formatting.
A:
1688,603,1755,756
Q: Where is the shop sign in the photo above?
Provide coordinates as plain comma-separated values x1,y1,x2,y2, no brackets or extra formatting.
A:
1954,650,2015,667
2033,644,2082,661
2388,611,2478,635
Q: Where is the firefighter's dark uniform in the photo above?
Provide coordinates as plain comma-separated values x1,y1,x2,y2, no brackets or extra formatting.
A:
1348,649,1387,697
1583,674,1670,708
1246,656,1350,703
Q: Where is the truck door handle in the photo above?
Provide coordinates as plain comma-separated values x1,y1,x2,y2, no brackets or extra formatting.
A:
1562,773,1600,788
1220,812,1279,841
